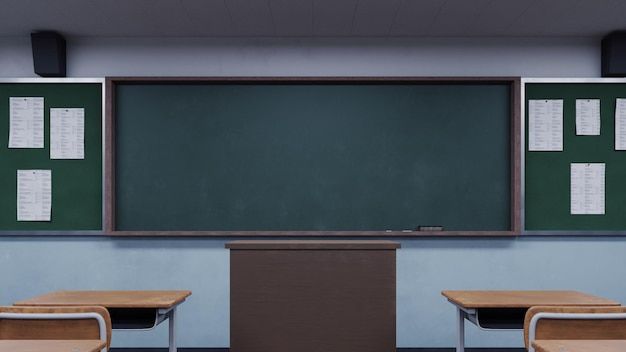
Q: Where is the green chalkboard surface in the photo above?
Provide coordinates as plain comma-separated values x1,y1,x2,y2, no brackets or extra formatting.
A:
525,83,626,231
113,81,513,233
0,82,102,231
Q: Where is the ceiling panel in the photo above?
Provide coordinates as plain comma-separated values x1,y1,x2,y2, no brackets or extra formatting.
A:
539,0,626,37
352,0,402,36
468,0,536,36
0,0,625,38
391,0,446,36
0,0,230,36
270,0,313,36
427,0,493,36
1,0,111,36
178,0,233,36
226,0,275,36
96,0,190,36
510,0,580,36
313,0,358,36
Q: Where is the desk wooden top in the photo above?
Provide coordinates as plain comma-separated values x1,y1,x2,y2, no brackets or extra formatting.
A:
442,290,619,309
226,240,401,250
0,340,106,352
14,290,191,309
533,340,626,352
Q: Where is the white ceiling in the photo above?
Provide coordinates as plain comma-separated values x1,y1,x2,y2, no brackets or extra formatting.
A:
1,0,625,38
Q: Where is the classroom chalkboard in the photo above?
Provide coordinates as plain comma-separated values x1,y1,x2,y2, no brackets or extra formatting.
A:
0,82,102,232
110,78,518,235
525,82,626,231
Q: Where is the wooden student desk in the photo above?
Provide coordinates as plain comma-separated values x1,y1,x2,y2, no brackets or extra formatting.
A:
0,340,106,352
442,290,620,352
14,290,191,352
532,340,626,352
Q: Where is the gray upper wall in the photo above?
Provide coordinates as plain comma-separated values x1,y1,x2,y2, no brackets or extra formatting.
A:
0,37,600,77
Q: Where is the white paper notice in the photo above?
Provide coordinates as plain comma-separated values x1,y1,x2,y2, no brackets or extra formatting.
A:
615,98,626,150
8,97,44,148
529,99,563,151
575,99,600,135
17,170,52,221
570,163,605,215
50,108,85,159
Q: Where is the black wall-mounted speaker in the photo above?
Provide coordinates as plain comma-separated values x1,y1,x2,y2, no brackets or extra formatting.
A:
602,31,626,77
31,31,66,77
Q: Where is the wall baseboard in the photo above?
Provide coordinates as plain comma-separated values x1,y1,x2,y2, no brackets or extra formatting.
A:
111,348,526,352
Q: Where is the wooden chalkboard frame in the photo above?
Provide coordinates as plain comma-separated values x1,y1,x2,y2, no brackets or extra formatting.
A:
106,77,521,237
0,78,105,236
522,77,626,236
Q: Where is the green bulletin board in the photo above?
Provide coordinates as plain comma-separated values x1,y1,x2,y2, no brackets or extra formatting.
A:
0,81,102,232
525,82,626,231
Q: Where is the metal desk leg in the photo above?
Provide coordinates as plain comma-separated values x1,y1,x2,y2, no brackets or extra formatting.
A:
457,307,465,352
168,307,177,352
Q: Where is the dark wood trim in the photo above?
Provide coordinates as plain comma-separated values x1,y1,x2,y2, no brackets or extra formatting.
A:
104,78,116,233
225,240,401,250
109,230,518,237
511,78,522,235
107,76,519,84
106,76,522,237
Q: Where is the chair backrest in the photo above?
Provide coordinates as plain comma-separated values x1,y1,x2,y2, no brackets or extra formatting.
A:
524,306,626,352
0,306,112,351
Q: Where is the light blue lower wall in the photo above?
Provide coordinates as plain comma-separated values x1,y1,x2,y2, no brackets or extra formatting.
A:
1,236,624,348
